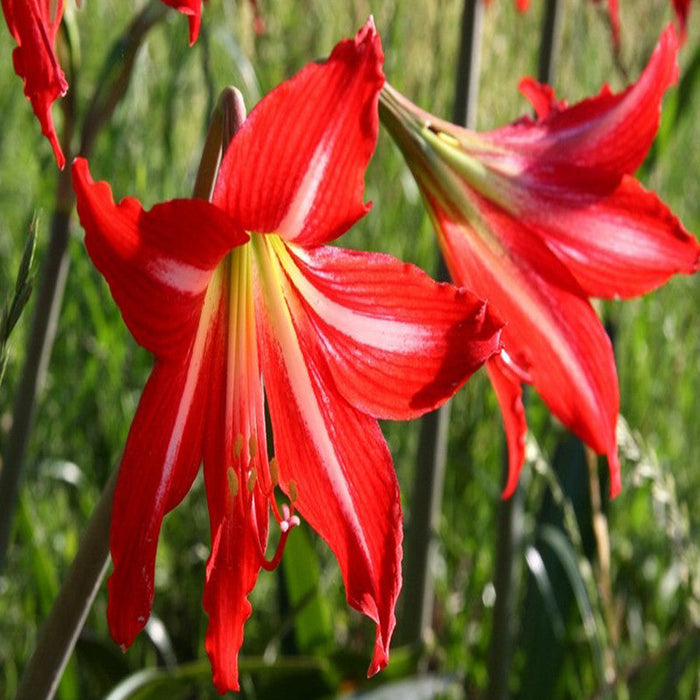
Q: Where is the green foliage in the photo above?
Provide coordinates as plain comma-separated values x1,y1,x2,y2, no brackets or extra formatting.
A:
0,0,698,699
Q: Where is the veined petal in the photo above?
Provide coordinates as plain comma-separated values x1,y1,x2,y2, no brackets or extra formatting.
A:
73,158,248,359
430,193,621,496
201,247,271,693
214,18,384,246
253,235,402,675
513,174,700,298
3,0,67,167
271,241,502,419
484,25,678,176
108,271,223,646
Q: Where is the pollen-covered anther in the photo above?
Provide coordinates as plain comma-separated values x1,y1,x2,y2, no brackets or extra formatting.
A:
233,434,244,459
288,478,298,503
248,434,258,459
269,456,279,487
227,466,239,498
247,467,257,492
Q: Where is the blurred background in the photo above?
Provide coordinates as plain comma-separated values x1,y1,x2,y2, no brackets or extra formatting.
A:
0,0,698,698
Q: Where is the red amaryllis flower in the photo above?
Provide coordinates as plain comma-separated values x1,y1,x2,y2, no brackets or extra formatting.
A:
72,20,501,693
380,25,699,499
2,0,68,168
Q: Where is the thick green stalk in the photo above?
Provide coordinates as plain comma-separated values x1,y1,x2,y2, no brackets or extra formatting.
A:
395,0,483,650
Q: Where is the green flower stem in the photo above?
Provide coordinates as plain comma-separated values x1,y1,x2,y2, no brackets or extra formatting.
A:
15,467,117,700
394,0,484,650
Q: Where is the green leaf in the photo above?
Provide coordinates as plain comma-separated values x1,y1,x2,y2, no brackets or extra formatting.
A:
281,528,333,654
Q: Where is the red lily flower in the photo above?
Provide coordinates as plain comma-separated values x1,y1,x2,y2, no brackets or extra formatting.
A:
72,20,502,692
2,0,68,168
380,25,699,499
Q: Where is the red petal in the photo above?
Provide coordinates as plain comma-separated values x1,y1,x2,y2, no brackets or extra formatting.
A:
431,193,621,495
3,0,67,167
108,353,213,647
273,242,501,419
500,25,679,176
214,19,384,246
254,238,402,674
72,158,247,359
486,356,527,499
514,174,700,298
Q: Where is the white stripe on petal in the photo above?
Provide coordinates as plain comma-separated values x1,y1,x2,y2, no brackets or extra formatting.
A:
278,243,426,354
276,139,332,242
153,272,221,511
147,257,211,295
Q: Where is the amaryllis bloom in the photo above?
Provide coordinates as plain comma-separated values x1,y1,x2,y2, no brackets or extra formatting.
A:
72,20,502,693
2,0,68,168
380,25,699,499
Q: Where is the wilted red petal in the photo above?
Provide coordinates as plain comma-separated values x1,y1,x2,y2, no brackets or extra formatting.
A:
2,0,67,167
72,158,248,359
254,236,402,674
273,242,502,419
215,18,384,246
431,193,621,495
159,0,201,44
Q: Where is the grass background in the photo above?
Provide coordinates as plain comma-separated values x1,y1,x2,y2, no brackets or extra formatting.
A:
0,0,699,698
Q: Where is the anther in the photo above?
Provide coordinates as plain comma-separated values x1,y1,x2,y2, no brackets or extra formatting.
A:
227,467,239,498
234,434,244,459
248,434,258,459
247,467,257,492
269,457,279,486
288,479,298,503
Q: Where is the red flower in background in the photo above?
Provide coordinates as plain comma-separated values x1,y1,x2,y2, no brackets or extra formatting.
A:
2,0,68,168
380,25,699,499
72,20,501,692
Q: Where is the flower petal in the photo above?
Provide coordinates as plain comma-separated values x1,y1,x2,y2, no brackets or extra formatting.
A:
214,18,384,246
492,25,679,176
486,356,527,499
253,235,402,674
2,0,68,167
72,158,247,359
271,242,502,419
108,349,215,646
431,193,621,496
512,174,700,298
